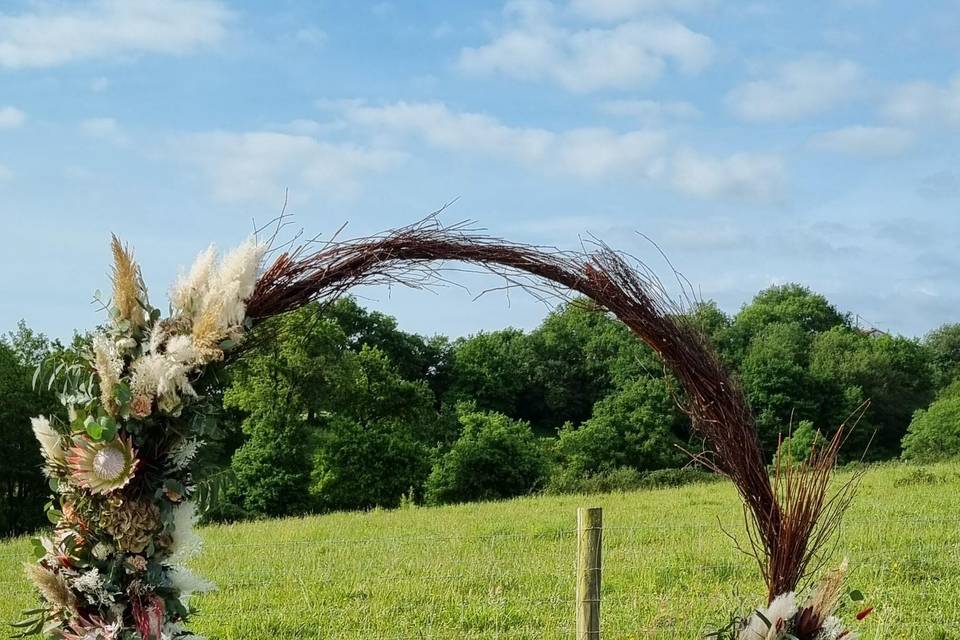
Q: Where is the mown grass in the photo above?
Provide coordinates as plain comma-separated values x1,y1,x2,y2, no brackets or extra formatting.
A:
1,462,958,639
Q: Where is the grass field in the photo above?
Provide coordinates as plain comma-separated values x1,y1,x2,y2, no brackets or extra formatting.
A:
1,462,958,639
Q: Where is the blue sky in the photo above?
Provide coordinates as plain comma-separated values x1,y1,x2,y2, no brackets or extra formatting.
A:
1,0,958,341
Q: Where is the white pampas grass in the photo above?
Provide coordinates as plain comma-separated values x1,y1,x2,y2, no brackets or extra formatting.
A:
92,332,123,412
168,501,204,565
167,566,216,596
170,245,217,316
31,416,66,465
738,592,798,640
130,354,196,402
171,237,266,334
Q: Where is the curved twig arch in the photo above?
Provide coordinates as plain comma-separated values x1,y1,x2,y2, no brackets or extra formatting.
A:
245,218,852,602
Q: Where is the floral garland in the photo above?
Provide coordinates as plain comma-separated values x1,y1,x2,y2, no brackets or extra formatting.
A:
19,236,264,639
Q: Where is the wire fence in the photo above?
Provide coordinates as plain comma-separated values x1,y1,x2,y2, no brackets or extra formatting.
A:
1,512,958,639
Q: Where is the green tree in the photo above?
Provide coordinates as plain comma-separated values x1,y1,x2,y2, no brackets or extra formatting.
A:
526,301,626,431
311,415,433,510
444,329,539,421
810,327,933,459
225,304,446,516
902,382,960,461
724,285,848,364
325,298,451,395
925,323,960,391
774,420,825,466
425,409,548,505
556,376,687,476
738,322,830,454
224,306,362,517
0,329,61,537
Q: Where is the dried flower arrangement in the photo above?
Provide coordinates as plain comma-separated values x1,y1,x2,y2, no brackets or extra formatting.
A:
19,218,868,639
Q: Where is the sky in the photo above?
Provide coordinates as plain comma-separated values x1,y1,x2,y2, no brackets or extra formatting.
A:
1,0,958,341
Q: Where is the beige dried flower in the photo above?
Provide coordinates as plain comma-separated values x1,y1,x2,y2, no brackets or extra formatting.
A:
129,555,148,572
110,234,146,330
23,563,76,611
92,333,123,416
191,299,226,363
805,558,849,620
130,395,153,419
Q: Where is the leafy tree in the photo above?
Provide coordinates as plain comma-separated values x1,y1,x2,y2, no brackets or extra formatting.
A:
738,322,830,454
724,285,848,363
444,329,539,422
685,301,734,365
555,376,686,476
774,420,825,466
527,301,626,430
902,382,960,461
425,409,548,505
0,330,61,537
810,327,933,459
224,306,363,517
225,304,446,516
925,323,960,391
311,415,433,510
325,298,451,395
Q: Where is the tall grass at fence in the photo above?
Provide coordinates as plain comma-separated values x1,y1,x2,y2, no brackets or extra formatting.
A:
1,462,958,639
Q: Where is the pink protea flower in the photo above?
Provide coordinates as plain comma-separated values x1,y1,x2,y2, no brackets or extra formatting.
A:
132,594,166,640
67,435,139,495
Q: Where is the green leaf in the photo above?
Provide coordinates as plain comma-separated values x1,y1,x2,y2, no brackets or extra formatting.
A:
29,538,46,560
98,415,118,441
849,589,865,602
113,382,132,405
86,419,105,441
46,509,62,525
48,477,59,493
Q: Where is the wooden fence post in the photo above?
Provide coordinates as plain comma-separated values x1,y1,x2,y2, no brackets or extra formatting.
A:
576,507,602,639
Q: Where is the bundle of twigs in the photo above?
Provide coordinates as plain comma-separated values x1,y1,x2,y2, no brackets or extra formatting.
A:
244,217,858,602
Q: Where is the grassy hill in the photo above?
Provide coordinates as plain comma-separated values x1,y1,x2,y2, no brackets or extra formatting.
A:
2,462,958,639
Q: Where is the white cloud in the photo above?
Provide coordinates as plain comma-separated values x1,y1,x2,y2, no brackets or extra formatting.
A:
570,0,713,21
670,149,785,203
459,16,713,92
0,0,230,69
333,100,782,202
341,101,554,163
808,125,914,158
81,117,127,144
599,98,700,123
0,106,25,129
882,76,960,129
338,101,667,178
725,57,861,121
183,131,405,203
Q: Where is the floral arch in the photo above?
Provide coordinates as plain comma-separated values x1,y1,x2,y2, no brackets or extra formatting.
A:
21,219,863,640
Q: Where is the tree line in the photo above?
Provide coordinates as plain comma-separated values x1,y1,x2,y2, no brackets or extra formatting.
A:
2,284,959,535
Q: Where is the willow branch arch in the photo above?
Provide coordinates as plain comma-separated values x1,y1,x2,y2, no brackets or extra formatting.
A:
22,219,858,639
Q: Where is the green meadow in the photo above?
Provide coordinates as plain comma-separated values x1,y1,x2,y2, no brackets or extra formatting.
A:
2,462,958,640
